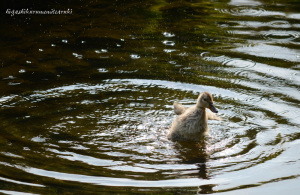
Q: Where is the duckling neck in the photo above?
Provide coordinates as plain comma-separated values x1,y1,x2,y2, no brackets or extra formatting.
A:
198,107,207,121
189,106,208,135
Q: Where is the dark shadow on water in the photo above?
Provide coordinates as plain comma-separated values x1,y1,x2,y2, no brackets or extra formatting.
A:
197,184,217,194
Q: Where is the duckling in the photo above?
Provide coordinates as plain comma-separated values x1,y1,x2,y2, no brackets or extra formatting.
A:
168,92,221,141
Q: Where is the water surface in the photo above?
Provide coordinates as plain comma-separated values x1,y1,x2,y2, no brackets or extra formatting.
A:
0,0,300,194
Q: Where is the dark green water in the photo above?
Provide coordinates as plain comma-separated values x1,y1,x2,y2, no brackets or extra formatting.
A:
1,0,300,194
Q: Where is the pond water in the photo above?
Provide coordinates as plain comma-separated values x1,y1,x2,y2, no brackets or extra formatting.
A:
1,0,300,194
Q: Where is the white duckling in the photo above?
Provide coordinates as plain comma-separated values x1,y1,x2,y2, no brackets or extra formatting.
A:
168,92,221,141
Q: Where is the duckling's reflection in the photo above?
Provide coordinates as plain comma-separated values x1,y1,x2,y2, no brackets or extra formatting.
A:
174,139,209,179
173,139,217,194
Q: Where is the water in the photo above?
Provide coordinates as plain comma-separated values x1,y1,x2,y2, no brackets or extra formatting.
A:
1,0,300,194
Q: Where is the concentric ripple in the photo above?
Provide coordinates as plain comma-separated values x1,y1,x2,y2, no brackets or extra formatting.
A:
1,77,299,193
219,7,266,17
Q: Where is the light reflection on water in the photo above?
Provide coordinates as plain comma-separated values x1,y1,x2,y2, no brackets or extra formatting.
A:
235,44,300,62
1,0,300,194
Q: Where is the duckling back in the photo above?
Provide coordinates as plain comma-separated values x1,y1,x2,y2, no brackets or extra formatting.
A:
168,106,208,141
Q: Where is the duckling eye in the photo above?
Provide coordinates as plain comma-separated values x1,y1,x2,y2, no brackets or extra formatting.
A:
203,98,207,101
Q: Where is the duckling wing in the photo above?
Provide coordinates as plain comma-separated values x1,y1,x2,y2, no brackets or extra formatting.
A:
207,110,222,120
173,102,186,115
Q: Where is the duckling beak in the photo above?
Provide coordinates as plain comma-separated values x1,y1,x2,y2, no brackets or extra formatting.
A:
208,102,218,113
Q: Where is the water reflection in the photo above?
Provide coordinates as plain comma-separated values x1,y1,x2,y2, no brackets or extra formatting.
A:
174,141,209,179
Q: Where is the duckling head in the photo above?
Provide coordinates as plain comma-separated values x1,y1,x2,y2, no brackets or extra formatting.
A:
196,92,218,113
